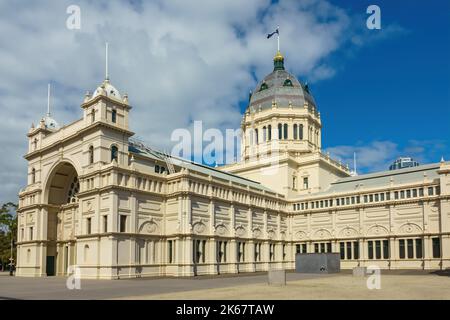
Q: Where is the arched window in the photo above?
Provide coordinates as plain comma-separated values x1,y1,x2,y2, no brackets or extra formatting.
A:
255,128,258,144
283,79,293,87
283,124,288,139
299,124,304,140
268,125,272,141
259,82,268,91
31,168,36,184
278,124,282,139
112,109,117,123
88,146,94,164
293,124,298,139
111,145,118,162
33,138,38,150
262,126,267,142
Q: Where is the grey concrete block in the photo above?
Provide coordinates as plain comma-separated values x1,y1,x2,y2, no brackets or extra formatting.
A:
295,253,341,274
268,269,286,286
352,266,367,277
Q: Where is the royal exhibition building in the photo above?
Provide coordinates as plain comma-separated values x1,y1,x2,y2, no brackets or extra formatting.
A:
15,50,450,279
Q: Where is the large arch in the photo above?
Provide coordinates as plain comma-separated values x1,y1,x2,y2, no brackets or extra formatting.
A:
43,161,80,276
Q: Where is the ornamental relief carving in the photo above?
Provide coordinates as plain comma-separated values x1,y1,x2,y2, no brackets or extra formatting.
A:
235,226,246,237
193,221,207,235
139,220,159,234
215,224,227,236
294,230,307,240
399,222,422,234
338,226,359,238
366,224,389,236
313,228,332,239
252,228,262,239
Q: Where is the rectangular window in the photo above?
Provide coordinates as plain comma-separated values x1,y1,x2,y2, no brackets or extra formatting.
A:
369,194,373,202
336,198,340,206
383,240,389,259
415,239,423,259
436,187,440,195
386,192,390,200
346,197,350,205
432,238,441,258
320,200,323,208
399,240,405,259
351,197,355,204
340,242,345,259
412,189,417,197
400,191,405,199
375,194,379,202
302,243,307,254
303,177,309,189
419,188,424,197
364,195,368,203
314,243,319,253
346,242,352,260
168,240,173,263
368,241,374,259
296,244,301,254
375,241,381,259
406,190,411,198
86,218,92,235
394,191,399,200
320,243,325,253
103,215,108,233
326,242,332,253
354,242,359,259
407,239,414,259
380,193,384,201
224,242,227,262
428,187,434,196
329,199,333,206
119,215,127,233
29,227,33,241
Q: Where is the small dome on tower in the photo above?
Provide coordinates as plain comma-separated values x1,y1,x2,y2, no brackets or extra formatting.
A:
91,79,122,102
42,115,60,130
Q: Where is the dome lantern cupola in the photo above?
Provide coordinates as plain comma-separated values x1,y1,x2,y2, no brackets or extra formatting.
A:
273,50,284,71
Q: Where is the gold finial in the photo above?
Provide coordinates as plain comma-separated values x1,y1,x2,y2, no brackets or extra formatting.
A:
274,50,284,61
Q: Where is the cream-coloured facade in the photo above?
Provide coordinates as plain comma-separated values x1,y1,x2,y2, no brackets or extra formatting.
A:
16,51,450,279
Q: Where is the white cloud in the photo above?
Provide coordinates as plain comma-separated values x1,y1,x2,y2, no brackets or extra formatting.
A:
325,140,445,174
0,0,398,203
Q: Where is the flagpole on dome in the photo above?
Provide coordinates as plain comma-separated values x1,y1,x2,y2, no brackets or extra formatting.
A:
277,25,280,52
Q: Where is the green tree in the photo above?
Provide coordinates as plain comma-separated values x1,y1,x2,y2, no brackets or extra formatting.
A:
0,202,18,271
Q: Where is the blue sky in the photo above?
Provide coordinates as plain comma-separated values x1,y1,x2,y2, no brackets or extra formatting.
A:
240,0,450,172
0,0,448,202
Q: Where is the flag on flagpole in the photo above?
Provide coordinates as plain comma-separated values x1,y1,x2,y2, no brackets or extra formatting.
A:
267,27,279,39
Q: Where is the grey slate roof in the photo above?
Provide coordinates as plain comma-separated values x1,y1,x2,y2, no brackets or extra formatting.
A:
249,69,316,111
129,144,276,193
312,163,441,197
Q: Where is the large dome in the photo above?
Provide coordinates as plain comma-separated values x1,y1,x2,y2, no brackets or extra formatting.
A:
249,52,316,111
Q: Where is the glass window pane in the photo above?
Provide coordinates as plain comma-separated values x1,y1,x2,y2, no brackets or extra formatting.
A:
415,239,423,259
375,241,381,259
346,242,352,260
399,240,405,259
368,241,374,259
407,239,414,259
340,242,345,259
383,240,389,259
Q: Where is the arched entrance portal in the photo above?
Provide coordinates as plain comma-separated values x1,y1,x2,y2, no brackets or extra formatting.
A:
45,162,79,276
